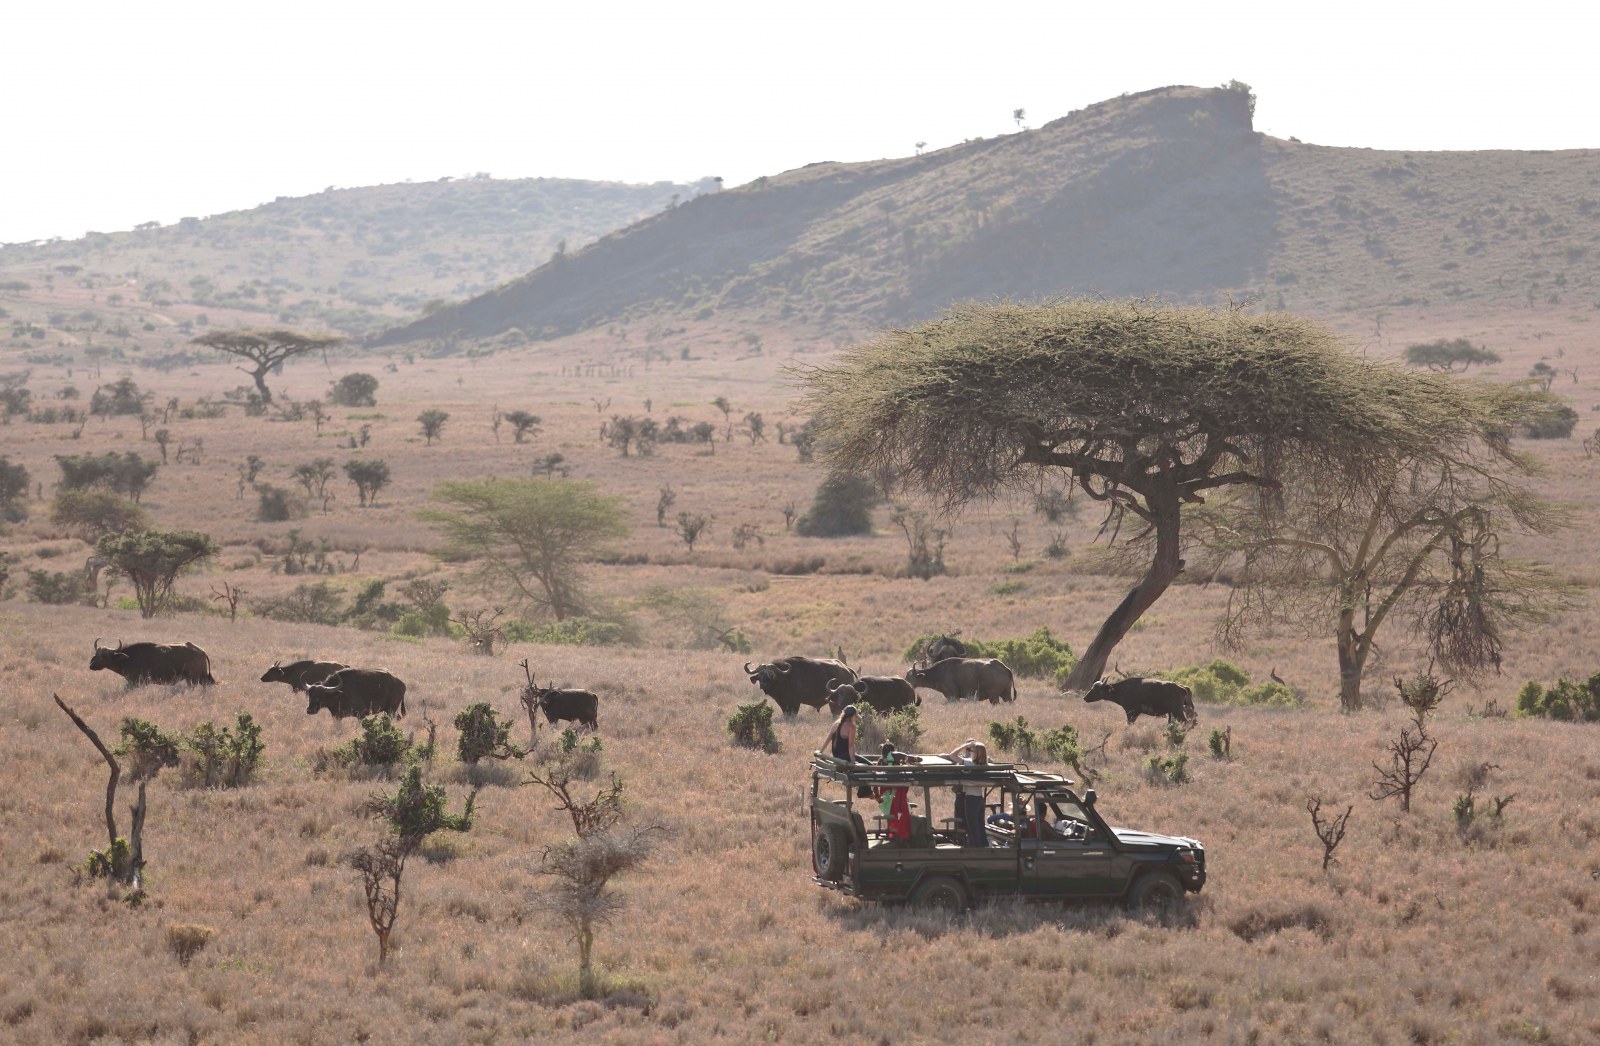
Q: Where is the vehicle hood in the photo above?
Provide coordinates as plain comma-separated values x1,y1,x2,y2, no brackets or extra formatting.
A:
1111,828,1203,851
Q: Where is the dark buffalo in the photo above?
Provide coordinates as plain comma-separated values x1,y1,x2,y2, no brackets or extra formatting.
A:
905,657,1016,704
745,656,857,718
923,634,968,663
260,659,346,692
1083,677,1197,727
524,685,599,729
827,675,920,714
305,668,407,720
89,638,216,687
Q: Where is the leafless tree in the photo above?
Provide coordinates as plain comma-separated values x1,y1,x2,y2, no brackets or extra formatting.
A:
1307,796,1353,870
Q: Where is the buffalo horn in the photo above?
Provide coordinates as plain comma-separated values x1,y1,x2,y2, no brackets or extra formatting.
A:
93,637,103,650
827,679,842,693
774,662,792,674
743,662,756,675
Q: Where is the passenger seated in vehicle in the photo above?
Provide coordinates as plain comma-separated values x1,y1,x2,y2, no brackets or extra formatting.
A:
875,744,913,845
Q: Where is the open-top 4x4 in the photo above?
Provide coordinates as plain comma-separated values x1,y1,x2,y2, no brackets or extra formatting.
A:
810,753,1206,911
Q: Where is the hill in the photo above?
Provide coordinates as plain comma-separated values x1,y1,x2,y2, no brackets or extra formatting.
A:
0,174,716,361
375,84,1600,349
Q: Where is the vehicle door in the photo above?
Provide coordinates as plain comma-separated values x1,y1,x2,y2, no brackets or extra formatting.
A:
1018,794,1131,898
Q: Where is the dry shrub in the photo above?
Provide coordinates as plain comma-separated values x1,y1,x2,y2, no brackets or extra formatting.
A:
1227,903,1335,942
165,924,217,966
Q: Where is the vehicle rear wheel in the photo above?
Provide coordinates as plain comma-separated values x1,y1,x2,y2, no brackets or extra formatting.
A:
814,824,850,881
910,875,968,912
1126,871,1184,914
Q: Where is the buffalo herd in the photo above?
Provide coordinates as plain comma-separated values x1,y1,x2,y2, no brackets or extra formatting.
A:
84,627,1194,739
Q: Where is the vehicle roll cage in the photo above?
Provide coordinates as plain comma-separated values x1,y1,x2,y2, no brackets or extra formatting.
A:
809,752,1076,791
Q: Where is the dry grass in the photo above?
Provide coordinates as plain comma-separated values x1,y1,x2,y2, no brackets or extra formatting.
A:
3,314,1600,1042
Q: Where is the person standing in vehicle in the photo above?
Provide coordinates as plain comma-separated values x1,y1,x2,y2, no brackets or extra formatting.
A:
941,739,990,846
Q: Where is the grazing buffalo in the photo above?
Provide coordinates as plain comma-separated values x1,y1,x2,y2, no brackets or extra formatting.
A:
905,657,1016,704
305,668,407,720
260,659,347,693
745,657,858,718
827,676,921,714
1083,677,1197,727
923,634,968,663
89,638,216,687
523,685,599,730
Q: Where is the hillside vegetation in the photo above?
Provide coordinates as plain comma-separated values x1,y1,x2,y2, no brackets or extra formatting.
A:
0,174,715,353
378,84,1600,350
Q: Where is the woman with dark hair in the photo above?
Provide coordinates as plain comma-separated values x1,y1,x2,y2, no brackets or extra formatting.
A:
822,704,859,762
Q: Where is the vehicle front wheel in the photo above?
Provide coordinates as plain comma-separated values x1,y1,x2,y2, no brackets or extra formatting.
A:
910,875,968,912
814,824,851,881
1126,871,1184,914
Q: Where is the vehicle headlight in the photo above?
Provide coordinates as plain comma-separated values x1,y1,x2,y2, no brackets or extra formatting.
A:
1175,848,1197,863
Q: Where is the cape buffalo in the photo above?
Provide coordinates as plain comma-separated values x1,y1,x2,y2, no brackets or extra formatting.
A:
905,657,1016,704
827,676,920,714
524,685,599,729
89,638,216,687
260,659,347,692
923,634,968,663
746,656,857,718
1083,677,1197,727
306,668,407,719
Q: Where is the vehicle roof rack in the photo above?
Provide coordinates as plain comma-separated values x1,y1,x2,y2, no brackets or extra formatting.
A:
810,752,1074,788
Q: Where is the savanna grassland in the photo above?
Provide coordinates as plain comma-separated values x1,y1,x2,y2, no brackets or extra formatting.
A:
2,303,1600,1045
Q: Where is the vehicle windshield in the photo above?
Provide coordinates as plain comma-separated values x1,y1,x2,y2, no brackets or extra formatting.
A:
1041,792,1095,831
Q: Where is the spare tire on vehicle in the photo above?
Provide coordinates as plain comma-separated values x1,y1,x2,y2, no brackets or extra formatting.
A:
814,823,851,881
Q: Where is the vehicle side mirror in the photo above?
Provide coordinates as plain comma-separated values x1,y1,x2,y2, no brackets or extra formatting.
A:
1083,788,1097,807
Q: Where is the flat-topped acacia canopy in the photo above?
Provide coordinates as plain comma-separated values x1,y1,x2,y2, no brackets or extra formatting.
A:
802,298,1546,690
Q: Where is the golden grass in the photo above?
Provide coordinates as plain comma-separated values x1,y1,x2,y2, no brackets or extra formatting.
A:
2,312,1600,1041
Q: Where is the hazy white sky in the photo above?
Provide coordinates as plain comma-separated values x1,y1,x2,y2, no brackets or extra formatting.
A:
5,0,1595,245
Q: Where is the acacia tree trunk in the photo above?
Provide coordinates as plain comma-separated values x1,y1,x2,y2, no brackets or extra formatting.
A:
250,364,273,404
578,918,595,998
1336,606,1370,712
1062,500,1183,691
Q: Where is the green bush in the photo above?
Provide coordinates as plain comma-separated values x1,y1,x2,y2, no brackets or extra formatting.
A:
902,626,1077,684
503,616,636,646
454,703,525,764
328,372,379,407
1144,751,1190,786
882,706,923,753
185,714,264,788
727,701,780,754
1515,675,1600,722
1237,681,1298,707
1523,403,1578,440
254,581,347,625
256,484,303,522
988,715,1042,759
392,603,452,638
26,568,82,605
338,714,412,766
794,473,877,538
115,718,182,779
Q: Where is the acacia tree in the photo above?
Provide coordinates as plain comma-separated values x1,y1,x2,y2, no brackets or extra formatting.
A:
191,328,343,404
418,478,628,621
1200,385,1569,710
94,527,218,618
804,299,1477,691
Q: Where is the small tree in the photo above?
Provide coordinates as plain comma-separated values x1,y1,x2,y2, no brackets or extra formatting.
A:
343,459,391,507
1306,796,1352,870
328,372,379,407
345,766,476,965
420,478,628,621
1403,338,1500,372
890,505,946,579
525,761,661,998
1368,672,1445,813
54,695,162,891
94,528,218,618
417,409,449,446
656,485,677,527
743,411,766,444
505,410,541,443
675,511,710,552
89,377,150,417
192,328,343,404
292,457,338,511
0,456,28,523
454,702,525,764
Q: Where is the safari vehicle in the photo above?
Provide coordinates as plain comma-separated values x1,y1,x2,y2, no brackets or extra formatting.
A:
809,753,1206,911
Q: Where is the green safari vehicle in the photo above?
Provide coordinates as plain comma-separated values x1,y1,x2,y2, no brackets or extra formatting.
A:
809,752,1206,911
